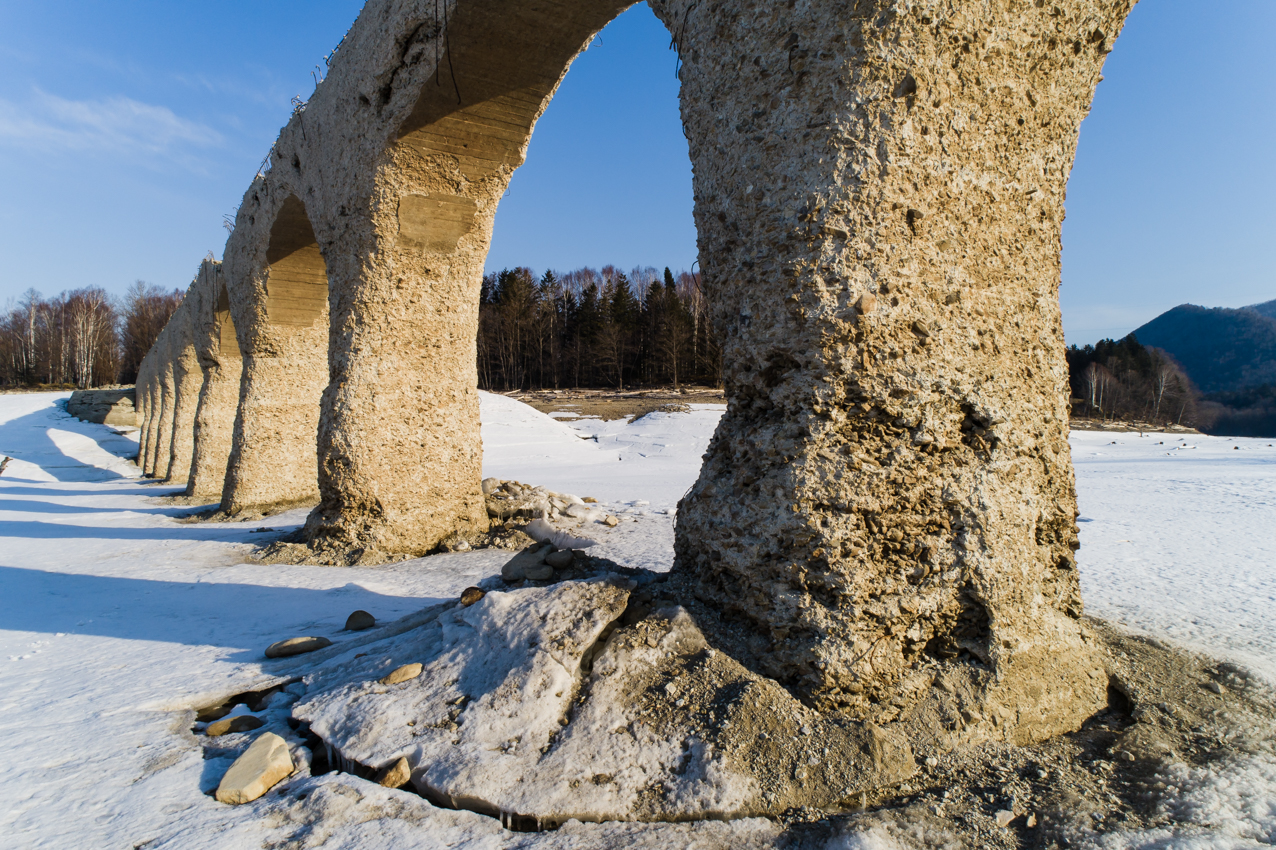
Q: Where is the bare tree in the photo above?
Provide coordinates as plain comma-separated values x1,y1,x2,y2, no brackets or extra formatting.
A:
119,282,183,384
1,287,122,388
64,288,117,387
1084,362,1111,417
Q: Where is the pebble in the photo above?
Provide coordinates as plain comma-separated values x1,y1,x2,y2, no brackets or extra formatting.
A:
1026,813,1038,828
602,516,620,527
460,587,486,607
995,809,1016,828
376,756,412,789
1205,680,1225,694
206,715,264,737
482,478,501,495
545,549,574,569
345,610,376,631
380,663,424,685
265,636,333,658
215,732,294,805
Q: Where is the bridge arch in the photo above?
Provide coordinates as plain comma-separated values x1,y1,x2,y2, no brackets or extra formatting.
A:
304,0,634,555
186,261,244,501
219,189,332,515
143,0,1144,751
290,0,1131,737
264,196,330,328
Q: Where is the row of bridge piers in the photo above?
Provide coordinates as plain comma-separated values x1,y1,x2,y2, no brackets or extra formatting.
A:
131,0,1133,737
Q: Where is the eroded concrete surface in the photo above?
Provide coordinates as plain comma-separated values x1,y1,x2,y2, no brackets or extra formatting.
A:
132,0,1146,818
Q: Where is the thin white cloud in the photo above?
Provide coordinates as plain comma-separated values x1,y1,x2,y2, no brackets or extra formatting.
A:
0,88,223,161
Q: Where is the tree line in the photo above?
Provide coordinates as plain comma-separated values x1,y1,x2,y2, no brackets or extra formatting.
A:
477,265,721,391
1066,334,1276,436
2,263,725,394
7,271,1270,436
476,271,1235,432
0,283,183,389
1065,334,1204,427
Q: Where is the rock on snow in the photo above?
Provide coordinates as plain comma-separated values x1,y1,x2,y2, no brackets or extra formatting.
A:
215,732,294,804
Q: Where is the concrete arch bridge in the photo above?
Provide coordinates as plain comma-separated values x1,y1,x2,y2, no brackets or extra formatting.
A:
136,0,1136,745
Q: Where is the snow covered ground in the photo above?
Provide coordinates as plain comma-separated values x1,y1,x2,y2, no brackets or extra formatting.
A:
0,391,1273,848
1073,430,1276,685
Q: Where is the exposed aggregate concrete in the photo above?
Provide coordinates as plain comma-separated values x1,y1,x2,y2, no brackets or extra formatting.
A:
132,0,1171,823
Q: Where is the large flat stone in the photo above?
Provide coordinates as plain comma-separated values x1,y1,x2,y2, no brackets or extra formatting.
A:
265,636,332,658
294,579,915,826
215,732,294,805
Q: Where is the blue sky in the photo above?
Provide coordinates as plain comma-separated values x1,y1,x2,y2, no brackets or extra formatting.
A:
1,1,1273,345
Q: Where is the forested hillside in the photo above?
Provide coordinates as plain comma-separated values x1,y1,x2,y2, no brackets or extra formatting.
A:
1065,335,1203,427
1133,304,1276,394
1247,298,1276,321
1201,384,1276,438
1067,331,1276,437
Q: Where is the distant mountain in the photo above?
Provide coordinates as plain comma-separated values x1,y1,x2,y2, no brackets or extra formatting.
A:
1248,298,1276,321
1133,303,1276,394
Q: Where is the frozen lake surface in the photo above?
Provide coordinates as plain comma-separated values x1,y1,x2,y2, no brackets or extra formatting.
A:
1,392,1273,849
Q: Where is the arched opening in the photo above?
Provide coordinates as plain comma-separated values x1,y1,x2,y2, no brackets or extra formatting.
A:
264,195,328,328
307,0,634,555
483,5,695,276
187,267,245,502
473,6,706,394
386,1,635,243
220,194,330,515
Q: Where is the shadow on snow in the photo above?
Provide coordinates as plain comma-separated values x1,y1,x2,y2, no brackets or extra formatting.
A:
0,400,138,482
0,565,442,657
